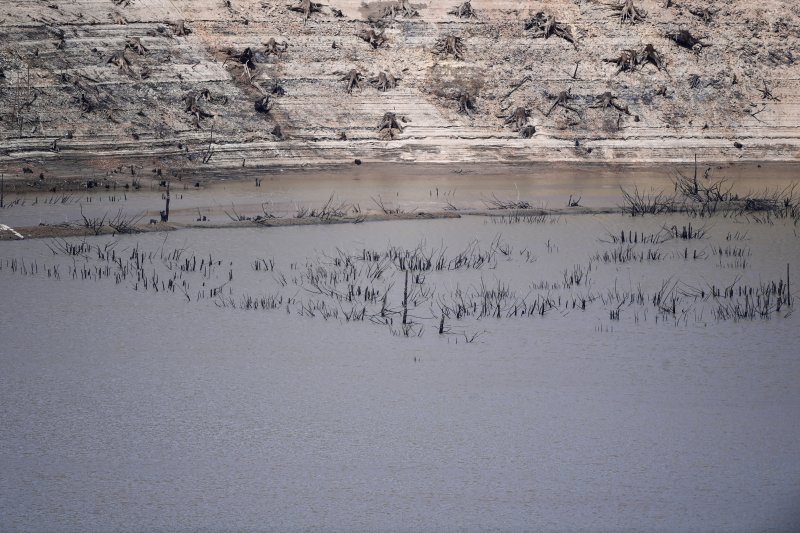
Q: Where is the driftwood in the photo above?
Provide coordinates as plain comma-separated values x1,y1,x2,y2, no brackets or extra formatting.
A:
356,28,386,49
341,69,363,93
370,71,398,91
433,35,465,60
288,0,323,20
125,37,148,55
377,112,404,138
264,38,288,57
667,29,706,51
448,1,477,19
545,88,579,117
524,12,575,44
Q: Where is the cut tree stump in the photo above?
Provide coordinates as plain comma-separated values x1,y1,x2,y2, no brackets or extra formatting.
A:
433,35,465,60
525,12,576,45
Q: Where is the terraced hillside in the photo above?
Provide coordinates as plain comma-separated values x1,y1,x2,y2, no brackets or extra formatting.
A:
1,0,799,177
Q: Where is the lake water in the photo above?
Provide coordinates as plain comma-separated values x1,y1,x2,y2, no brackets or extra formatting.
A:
1,174,800,531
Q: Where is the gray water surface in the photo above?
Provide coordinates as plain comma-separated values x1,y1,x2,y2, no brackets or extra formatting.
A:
1,215,799,531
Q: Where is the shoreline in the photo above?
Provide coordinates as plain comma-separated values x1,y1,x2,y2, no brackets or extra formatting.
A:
2,202,792,241
1,160,798,192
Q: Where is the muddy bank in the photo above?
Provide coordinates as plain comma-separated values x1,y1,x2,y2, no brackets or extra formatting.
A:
2,160,797,240
1,160,797,192
0,210,464,240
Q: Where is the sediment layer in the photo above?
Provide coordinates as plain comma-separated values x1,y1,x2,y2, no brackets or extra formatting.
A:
1,0,799,179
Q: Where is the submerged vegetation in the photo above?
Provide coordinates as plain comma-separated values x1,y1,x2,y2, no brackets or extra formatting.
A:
1,165,797,341
619,162,799,224
1,210,795,343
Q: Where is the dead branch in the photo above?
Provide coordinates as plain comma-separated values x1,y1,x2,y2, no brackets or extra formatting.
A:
502,77,530,101
108,209,145,234
80,205,107,234
759,80,780,101
236,47,257,69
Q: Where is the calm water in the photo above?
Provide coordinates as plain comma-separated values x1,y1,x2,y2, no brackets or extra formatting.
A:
1,162,797,227
1,209,799,530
